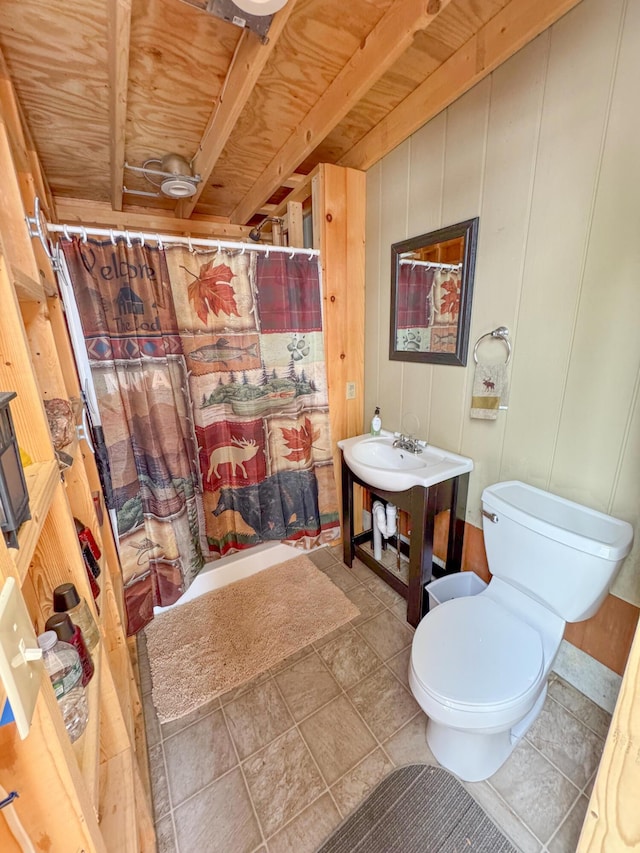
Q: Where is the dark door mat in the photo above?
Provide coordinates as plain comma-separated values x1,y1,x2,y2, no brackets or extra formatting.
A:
317,764,518,853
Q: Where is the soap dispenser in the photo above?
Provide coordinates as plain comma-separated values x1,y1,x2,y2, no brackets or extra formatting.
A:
371,406,382,436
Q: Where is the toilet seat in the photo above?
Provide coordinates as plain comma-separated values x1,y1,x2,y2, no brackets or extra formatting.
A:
411,595,544,713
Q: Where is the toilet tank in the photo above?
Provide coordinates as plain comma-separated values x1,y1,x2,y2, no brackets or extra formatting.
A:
481,481,634,622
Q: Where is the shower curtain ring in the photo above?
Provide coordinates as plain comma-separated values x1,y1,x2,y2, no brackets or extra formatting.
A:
187,236,194,253
216,240,222,253
80,227,88,244
289,249,295,260
156,234,163,251
240,244,246,255
125,230,132,249
307,249,314,261
110,229,117,246
265,246,270,259
138,232,145,247
62,224,71,242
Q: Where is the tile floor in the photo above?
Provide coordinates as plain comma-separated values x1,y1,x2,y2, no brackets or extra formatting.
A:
138,545,610,853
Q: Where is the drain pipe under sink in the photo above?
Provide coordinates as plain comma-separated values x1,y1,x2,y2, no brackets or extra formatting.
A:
372,501,397,560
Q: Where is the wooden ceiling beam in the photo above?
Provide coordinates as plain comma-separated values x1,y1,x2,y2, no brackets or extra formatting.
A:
177,2,298,220
231,0,454,225
53,197,252,239
108,0,132,212
340,0,583,171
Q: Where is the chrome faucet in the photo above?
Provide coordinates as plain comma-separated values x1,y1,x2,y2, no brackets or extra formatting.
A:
392,434,423,454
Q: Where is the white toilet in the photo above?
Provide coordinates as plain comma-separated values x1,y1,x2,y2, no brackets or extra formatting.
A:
409,480,634,782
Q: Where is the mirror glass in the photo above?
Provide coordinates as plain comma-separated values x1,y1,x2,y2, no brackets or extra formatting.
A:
390,218,479,366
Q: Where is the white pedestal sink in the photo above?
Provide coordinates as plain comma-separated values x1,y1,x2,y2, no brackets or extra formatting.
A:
338,430,473,492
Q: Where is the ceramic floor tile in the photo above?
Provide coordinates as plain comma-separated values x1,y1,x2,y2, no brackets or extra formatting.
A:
548,674,612,740
382,713,436,767
312,619,352,649
148,744,171,821
463,780,542,853
308,546,340,570
269,644,316,676
298,694,377,785
164,708,237,807
390,597,410,624
173,767,262,853
344,584,386,626
348,665,419,741
267,793,341,853
154,813,177,853
355,609,414,660
218,668,273,706
138,646,153,697
547,795,589,853
242,727,326,838
330,748,394,817
526,697,604,788
317,628,382,690
274,651,341,721
160,696,220,740
386,646,411,689
349,559,375,584
362,572,405,608
142,691,161,749
224,679,294,760
490,740,580,844
319,561,360,593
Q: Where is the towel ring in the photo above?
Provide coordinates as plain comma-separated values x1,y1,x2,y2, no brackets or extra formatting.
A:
473,326,511,365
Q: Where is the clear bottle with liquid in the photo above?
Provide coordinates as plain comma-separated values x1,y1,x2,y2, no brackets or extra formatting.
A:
37,630,89,743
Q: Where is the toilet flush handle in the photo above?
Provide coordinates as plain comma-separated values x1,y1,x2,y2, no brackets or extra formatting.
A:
482,509,498,523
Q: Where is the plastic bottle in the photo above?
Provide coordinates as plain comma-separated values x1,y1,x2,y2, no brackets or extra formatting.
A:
45,612,94,687
371,406,382,436
37,630,88,743
53,583,100,652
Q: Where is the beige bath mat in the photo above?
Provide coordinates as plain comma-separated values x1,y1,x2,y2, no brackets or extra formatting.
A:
145,555,359,722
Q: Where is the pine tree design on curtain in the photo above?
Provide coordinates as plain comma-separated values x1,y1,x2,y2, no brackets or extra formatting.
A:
166,247,339,556
63,238,339,632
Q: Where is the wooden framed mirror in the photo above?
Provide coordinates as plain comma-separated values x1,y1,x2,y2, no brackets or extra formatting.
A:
390,218,479,366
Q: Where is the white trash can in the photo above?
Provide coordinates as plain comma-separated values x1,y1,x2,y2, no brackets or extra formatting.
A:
426,572,487,611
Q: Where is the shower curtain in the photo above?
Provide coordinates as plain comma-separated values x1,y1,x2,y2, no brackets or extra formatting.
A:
395,263,461,353
62,237,339,633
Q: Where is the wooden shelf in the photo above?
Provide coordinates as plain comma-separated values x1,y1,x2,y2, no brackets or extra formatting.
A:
72,643,102,808
12,264,46,303
11,459,59,583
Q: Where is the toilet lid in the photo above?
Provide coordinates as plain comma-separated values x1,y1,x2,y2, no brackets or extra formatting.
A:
412,596,544,710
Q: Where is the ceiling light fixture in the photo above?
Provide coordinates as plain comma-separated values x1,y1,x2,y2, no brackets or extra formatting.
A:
123,154,202,200
233,0,288,14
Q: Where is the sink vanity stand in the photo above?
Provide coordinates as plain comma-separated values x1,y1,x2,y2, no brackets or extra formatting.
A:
340,455,469,628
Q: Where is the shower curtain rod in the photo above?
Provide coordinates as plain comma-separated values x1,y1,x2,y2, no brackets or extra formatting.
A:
398,258,461,271
46,222,320,258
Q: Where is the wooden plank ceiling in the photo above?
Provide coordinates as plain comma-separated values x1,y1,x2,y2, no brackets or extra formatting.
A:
0,0,580,227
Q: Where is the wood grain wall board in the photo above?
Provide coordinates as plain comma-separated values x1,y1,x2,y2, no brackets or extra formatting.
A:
0,0,111,201
124,0,238,185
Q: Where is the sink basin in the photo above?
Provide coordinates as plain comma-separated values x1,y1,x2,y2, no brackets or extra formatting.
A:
338,431,473,492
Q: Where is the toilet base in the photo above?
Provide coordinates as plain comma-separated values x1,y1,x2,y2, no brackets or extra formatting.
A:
426,686,548,782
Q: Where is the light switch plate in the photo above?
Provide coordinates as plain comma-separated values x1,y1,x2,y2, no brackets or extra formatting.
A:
0,577,43,738
346,382,356,400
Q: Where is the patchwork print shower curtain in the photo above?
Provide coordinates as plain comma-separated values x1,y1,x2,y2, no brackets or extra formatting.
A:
62,238,338,633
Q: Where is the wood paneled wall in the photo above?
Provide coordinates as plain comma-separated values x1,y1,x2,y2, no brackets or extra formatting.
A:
365,0,640,671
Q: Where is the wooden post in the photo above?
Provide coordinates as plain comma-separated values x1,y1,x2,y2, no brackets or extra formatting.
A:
313,164,366,519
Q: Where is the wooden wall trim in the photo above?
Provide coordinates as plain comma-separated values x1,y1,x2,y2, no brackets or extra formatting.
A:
314,164,366,514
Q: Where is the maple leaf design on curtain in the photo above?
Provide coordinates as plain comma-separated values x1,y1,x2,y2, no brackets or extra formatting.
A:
187,261,241,323
281,417,321,463
440,277,460,319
